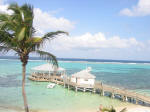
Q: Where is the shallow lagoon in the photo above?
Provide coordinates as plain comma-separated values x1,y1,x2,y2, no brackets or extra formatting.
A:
0,59,150,112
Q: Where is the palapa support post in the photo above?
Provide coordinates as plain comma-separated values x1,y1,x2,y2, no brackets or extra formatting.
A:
122,95,126,102
125,96,128,102
111,90,115,98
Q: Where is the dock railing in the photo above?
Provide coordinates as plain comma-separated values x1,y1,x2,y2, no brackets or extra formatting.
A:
29,74,150,106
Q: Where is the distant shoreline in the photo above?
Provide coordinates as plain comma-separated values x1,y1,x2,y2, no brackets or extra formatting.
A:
0,56,150,64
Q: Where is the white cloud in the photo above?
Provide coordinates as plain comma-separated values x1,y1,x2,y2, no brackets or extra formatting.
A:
45,32,143,51
42,32,150,60
0,1,74,35
33,8,74,35
120,0,150,16
0,2,12,14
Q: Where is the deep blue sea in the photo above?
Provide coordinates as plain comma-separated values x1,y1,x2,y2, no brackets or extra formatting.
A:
0,56,150,112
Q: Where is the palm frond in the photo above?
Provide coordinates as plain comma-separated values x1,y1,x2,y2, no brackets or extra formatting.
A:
120,108,127,112
31,31,68,51
102,106,116,112
101,106,126,112
26,37,42,43
8,3,20,13
0,46,11,53
0,3,64,67
17,27,26,41
0,14,15,31
0,31,13,46
0,14,10,22
42,31,68,41
21,4,33,20
33,50,58,67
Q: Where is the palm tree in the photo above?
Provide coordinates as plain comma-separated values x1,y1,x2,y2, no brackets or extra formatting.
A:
0,3,68,112
102,106,126,112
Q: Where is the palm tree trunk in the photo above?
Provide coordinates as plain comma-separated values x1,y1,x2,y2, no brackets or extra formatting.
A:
22,63,29,112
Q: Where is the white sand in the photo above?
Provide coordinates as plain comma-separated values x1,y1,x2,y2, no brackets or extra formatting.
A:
117,105,150,112
1,104,150,112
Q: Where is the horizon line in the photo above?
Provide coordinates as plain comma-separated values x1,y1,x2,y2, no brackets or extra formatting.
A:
0,55,150,62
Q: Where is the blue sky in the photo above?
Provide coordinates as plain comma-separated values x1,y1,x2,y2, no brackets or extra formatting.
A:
1,0,150,60
10,0,150,39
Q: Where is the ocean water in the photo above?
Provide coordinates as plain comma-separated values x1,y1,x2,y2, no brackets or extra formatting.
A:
0,57,150,112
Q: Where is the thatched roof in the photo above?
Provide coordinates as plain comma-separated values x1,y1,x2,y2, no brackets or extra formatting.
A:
31,63,65,72
72,67,96,79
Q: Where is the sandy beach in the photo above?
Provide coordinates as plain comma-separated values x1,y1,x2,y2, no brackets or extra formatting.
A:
1,104,150,112
116,105,150,112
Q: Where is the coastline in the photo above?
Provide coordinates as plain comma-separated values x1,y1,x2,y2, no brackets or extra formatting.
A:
1,56,150,65
1,104,150,112
116,105,150,112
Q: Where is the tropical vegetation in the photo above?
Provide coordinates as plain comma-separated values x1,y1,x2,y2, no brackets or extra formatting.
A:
0,3,67,112
101,106,126,112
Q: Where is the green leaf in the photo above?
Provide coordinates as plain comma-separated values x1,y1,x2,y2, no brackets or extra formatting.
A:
32,37,42,43
18,27,26,41
34,50,58,67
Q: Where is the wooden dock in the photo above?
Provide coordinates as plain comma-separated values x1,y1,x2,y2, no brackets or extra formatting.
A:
94,82,150,106
28,75,150,107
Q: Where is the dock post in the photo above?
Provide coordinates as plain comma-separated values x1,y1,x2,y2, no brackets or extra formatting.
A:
63,78,65,87
103,90,105,96
142,101,145,106
93,88,96,93
56,78,57,84
99,89,101,96
122,95,124,101
101,90,104,96
83,88,86,92
135,94,138,104
111,93,115,99
129,97,132,103
136,99,138,105
101,82,104,96
64,83,66,88
75,86,78,92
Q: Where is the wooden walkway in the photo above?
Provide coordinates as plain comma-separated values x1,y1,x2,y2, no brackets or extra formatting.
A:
28,75,150,107
94,82,150,106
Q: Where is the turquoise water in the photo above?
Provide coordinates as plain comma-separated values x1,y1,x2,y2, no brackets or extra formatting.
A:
0,59,150,112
